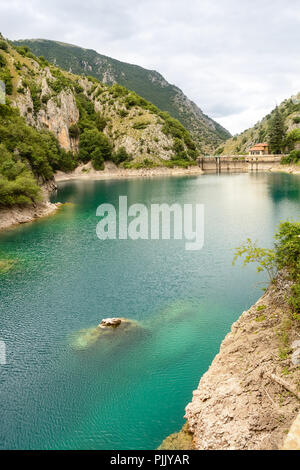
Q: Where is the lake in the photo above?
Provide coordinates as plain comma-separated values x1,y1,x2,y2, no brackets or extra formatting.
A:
0,172,299,449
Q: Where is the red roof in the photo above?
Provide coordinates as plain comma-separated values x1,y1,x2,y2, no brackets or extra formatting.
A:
249,143,269,151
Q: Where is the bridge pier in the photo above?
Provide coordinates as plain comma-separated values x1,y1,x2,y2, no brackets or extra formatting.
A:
197,155,283,173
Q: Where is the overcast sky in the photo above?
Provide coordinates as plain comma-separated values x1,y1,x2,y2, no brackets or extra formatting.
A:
1,0,299,134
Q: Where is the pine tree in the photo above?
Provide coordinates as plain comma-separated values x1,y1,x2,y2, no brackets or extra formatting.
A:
268,107,286,154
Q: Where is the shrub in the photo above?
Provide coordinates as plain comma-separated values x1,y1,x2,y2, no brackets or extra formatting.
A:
112,146,132,165
119,109,128,118
0,67,13,95
281,150,300,165
132,121,151,130
69,123,80,139
95,114,107,132
0,40,8,51
79,128,112,166
234,221,300,314
0,53,7,68
284,129,300,152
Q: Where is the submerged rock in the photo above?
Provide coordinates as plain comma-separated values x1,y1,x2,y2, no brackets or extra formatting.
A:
71,318,144,350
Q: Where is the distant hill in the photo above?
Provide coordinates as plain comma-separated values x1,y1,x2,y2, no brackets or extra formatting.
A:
12,39,231,151
0,35,202,208
218,92,300,155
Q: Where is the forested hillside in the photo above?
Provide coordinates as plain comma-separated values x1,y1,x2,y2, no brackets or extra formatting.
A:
218,93,300,158
12,38,231,151
0,35,199,208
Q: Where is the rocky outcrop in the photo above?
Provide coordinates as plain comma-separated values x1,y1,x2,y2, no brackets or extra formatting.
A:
183,272,300,450
0,182,60,231
160,272,300,450
6,42,198,163
13,72,79,152
99,318,122,328
12,39,231,151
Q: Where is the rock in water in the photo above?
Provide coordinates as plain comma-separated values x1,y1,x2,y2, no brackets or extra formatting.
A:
99,318,122,328
70,318,145,350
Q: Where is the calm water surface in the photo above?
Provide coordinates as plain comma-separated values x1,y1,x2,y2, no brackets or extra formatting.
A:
0,172,299,449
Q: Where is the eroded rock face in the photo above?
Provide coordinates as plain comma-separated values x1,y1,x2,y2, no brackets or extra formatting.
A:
39,90,79,152
183,272,300,450
13,69,80,153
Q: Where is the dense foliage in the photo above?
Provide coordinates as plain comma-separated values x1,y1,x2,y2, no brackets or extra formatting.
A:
79,129,112,170
0,102,75,206
268,107,286,154
0,36,201,209
12,39,231,148
281,150,300,165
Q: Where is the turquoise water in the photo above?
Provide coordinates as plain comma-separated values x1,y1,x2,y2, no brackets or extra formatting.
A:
0,172,299,450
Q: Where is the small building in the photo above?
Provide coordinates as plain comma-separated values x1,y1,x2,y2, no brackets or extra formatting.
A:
248,143,269,156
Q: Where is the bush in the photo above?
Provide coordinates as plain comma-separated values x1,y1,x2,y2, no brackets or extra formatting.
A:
281,150,300,165
112,147,132,165
0,144,41,206
0,53,7,68
0,67,13,95
234,221,300,314
284,129,300,152
95,114,107,131
0,40,8,52
79,129,112,166
275,221,300,279
119,109,128,118
132,121,151,130
69,123,80,139
0,105,75,183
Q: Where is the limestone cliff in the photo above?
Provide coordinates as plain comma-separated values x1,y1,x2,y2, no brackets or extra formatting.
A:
1,37,199,163
160,272,300,450
12,38,231,151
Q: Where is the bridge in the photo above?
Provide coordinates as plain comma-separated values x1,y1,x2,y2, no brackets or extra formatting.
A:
197,155,283,173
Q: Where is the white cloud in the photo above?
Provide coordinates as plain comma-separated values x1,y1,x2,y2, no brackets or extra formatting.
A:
0,0,299,134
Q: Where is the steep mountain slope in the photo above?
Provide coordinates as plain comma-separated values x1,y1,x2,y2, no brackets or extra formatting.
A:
0,35,199,209
12,39,231,151
219,93,300,155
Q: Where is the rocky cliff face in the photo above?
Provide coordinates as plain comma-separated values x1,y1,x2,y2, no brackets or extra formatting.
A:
160,272,300,450
14,85,79,152
2,40,198,163
12,39,231,151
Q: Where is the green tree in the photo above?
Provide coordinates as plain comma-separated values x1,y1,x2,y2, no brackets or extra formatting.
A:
268,107,286,154
233,221,300,315
112,146,132,165
233,238,276,281
79,129,112,167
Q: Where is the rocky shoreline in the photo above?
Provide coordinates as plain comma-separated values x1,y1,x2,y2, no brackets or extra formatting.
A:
0,180,60,232
0,163,203,232
1,162,299,233
270,164,300,175
55,161,204,182
160,272,300,450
